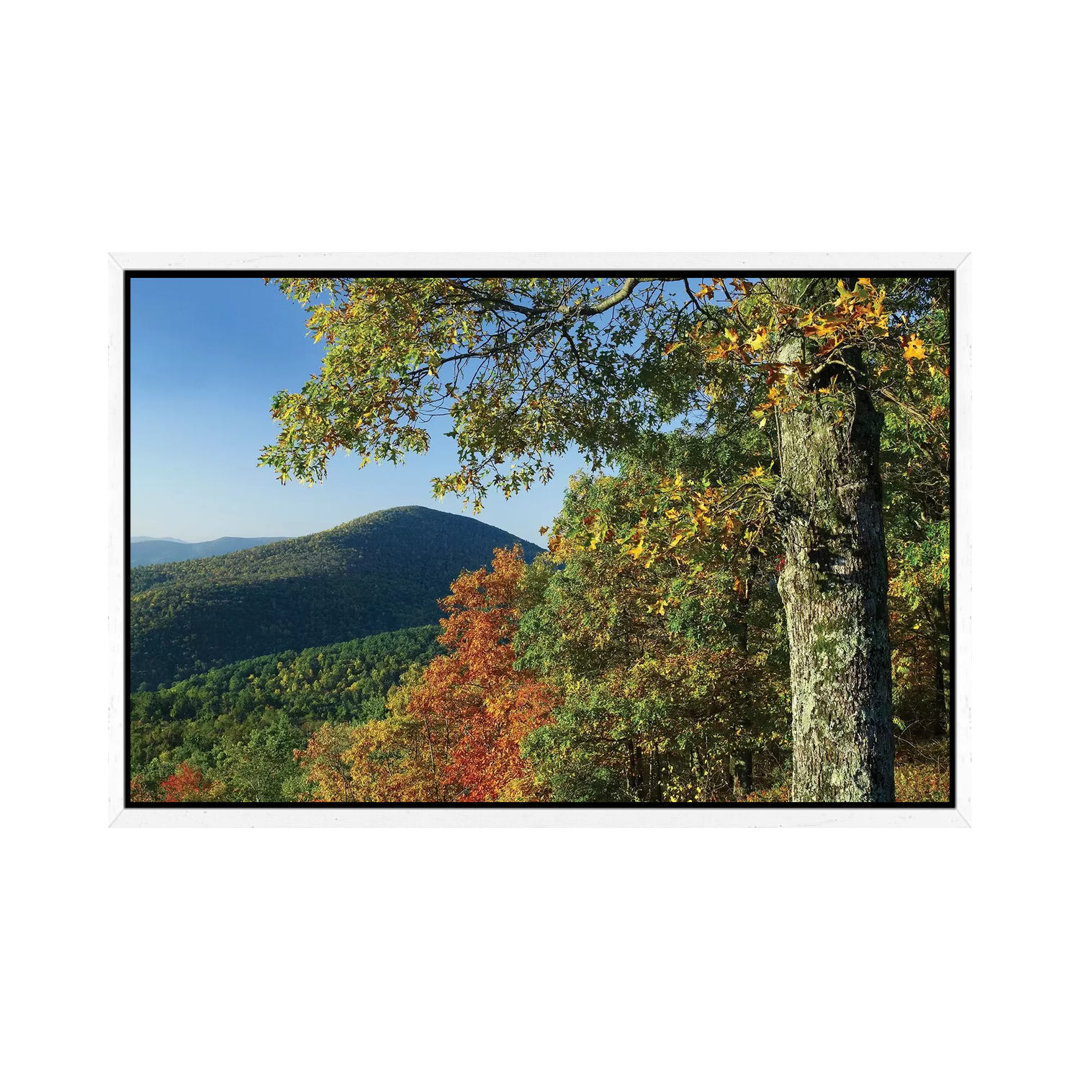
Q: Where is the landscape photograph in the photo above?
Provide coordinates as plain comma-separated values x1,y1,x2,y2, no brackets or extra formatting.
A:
126,270,953,808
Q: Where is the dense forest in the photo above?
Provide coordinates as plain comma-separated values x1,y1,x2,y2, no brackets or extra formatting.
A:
130,626,440,801
129,506,542,689
131,274,951,805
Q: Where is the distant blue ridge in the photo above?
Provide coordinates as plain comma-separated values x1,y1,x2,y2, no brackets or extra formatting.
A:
130,536,288,566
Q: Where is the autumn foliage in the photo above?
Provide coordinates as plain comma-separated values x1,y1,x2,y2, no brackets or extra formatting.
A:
159,762,216,802
296,546,557,802
410,546,556,800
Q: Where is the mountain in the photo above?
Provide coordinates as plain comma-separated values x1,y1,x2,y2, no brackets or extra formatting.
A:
130,536,288,567
129,506,544,690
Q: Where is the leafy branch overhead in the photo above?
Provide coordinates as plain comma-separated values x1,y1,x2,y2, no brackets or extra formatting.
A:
261,276,947,515
262,276,696,503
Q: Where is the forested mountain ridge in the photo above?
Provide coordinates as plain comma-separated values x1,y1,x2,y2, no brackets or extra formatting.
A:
129,506,543,690
130,535,288,567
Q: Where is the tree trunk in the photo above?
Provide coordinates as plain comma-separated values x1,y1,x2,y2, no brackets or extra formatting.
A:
773,338,895,803
628,743,645,801
729,749,753,797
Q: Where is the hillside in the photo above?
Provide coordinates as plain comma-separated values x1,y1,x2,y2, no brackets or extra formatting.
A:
129,506,544,689
130,624,442,794
130,535,288,567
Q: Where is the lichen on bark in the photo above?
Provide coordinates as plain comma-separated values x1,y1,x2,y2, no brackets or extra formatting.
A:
772,335,895,803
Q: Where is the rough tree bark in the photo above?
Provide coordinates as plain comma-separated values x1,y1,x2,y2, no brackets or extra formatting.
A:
772,332,895,803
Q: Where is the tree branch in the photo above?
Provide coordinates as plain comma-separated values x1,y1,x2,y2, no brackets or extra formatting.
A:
557,277,679,317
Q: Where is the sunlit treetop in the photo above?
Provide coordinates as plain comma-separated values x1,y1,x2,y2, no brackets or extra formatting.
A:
261,275,948,510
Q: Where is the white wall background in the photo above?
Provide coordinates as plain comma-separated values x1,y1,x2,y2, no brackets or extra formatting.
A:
3,2,1074,1078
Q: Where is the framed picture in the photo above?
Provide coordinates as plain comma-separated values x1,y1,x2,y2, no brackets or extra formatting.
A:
109,254,970,826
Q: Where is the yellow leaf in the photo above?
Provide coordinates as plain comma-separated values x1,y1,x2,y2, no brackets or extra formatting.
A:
902,335,927,362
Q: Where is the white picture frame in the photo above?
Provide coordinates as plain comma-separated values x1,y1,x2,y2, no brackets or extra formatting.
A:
109,253,971,827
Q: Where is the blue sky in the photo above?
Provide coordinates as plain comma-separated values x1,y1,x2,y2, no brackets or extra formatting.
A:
130,276,589,543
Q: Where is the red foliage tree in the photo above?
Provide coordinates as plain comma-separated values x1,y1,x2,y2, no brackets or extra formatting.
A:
160,762,213,803
294,546,558,802
397,545,558,801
